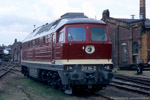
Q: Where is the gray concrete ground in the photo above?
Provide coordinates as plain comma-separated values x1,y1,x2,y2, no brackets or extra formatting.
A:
115,70,150,78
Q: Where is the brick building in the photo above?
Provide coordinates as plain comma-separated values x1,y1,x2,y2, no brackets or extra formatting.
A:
0,46,4,60
102,0,150,67
0,47,4,55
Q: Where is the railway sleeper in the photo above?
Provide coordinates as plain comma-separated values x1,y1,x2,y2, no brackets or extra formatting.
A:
110,83,150,96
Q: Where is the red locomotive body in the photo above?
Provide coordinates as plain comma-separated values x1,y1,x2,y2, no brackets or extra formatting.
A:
21,13,113,94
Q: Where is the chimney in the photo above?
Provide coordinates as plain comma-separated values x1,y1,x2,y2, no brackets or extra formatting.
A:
131,15,135,19
102,9,110,18
15,39,17,43
140,0,146,20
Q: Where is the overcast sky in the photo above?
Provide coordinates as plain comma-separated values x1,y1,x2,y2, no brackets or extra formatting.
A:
0,0,150,45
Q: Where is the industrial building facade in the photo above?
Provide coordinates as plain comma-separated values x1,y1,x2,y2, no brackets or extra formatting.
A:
11,39,22,64
102,0,150,67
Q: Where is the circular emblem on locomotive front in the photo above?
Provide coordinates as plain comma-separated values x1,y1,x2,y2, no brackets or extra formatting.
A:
85,45,95,54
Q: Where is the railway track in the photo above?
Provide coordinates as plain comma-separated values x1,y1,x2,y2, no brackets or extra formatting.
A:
1,63,149,99
0,62,21,79
74,90,114,100
110,74,150,95
1,63,113,100
0,67,10,79
98,94,114,100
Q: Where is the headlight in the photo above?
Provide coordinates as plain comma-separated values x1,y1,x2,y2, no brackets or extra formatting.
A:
105,65,113,70
64,65,73,70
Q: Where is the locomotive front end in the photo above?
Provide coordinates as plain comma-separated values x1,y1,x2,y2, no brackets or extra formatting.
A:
64,64,113,92
56,21,114,93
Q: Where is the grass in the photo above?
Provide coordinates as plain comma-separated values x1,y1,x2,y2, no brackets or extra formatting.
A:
0,73,78,100
19,77,77,100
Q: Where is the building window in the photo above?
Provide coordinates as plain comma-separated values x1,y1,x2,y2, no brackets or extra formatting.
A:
53,33,56,43
58,28,65,43
122,43,127,62
133,42,138,54
28,42,30,48
133,42,139,64
35,39,40,47
43,36,46,45
35,39,37,47
31,41,33,48
38,38,40,46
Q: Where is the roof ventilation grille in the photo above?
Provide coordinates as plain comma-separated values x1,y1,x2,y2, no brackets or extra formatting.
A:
61,13,88,19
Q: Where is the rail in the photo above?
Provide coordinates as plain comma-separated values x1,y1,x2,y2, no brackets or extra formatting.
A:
110,74,150,95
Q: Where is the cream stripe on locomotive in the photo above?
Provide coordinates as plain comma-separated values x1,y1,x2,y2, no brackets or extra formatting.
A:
22,59,112,65
22,60,52,64
55,59,112,64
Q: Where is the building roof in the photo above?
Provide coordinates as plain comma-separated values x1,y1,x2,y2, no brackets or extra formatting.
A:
145,19,150,28
23,13,106,43
16,42,22,45
0,47,5,50
115,18,142,23
112,18,150,29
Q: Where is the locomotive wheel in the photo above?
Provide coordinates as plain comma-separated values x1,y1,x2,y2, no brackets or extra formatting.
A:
52,72,61,89
52,79,57,89
40,70,48,82
40,70,63,91
47,72,63,91
57,79,64,91
72,85,78,95
48,80,52,87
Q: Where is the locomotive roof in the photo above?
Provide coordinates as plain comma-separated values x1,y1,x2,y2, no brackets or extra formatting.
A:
23,13,106,43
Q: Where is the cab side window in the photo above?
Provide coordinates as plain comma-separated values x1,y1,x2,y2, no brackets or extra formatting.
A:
38,38,40,46
43,36,46,45
58,28,65,43
35,39,37,47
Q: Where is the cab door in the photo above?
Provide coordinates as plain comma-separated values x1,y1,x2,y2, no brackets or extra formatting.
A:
50,33,55,63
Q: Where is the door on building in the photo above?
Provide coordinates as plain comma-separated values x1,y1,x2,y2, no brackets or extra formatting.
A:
133,42,139,64
133,55,138,64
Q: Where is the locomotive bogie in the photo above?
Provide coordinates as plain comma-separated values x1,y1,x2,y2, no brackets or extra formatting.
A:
21,62,113,94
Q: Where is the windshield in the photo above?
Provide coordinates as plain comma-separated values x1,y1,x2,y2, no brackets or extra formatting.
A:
68,27,86,41
90,28,107,41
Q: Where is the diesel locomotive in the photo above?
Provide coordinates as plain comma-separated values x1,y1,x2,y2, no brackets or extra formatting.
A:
21,13,114,94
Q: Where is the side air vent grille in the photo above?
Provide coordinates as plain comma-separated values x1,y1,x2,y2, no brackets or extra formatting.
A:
61,13,88,19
